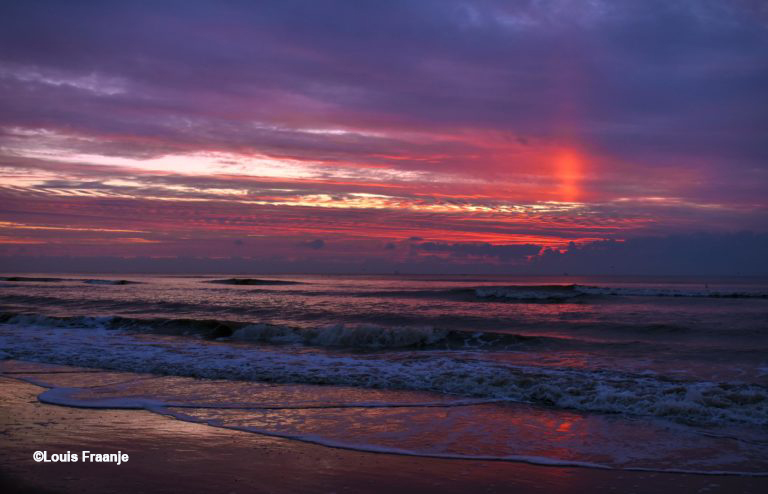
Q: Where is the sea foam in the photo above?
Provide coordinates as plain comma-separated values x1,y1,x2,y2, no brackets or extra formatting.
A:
1,322,766,427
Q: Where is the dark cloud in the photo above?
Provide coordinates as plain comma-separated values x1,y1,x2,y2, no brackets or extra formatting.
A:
531,232,768,275
1,0,765,171
4,232,764,275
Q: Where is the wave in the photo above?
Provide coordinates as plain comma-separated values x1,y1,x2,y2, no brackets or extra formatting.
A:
1,276,65,282
2,311,760,352
204,278,305,286
0,312,558,350
28,383,768,475
575,285,768,299
474,285,585,301
242,286,583,301
230,322,553,349
151,409,768,476
0,293,258,316
0,312,239,339
233,284,768,302
81,279,141,285
473,284,768,301
0,276,141,285
2,321,767,427
203,285,584,302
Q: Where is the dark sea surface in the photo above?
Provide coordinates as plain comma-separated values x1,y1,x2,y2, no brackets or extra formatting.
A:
2,274,767,474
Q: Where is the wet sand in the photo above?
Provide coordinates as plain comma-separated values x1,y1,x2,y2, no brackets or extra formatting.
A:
0,362,766,494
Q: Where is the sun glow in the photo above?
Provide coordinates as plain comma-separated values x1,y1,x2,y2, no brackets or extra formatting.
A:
555,149,584,202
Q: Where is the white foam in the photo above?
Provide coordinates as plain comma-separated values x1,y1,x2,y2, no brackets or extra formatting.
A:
39,387,166,409
154,407,768,475
1,323,767,427
38,384,497,411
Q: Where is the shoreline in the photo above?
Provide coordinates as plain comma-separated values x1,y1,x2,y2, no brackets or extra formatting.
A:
1,361,767,493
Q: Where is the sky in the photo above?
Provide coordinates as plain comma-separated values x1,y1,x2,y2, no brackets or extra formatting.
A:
0,0,767,274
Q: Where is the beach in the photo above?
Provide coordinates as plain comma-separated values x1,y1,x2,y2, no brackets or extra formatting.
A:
2,362,767,494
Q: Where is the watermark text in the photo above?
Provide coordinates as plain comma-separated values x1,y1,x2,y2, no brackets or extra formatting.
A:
33,451,129,465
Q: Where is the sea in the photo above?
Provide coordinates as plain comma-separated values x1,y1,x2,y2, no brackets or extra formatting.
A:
1,273,767,475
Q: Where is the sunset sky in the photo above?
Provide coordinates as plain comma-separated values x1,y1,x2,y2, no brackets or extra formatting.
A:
1,1,767,274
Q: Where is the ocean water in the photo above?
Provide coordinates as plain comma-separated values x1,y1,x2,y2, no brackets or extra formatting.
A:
1,273,767,474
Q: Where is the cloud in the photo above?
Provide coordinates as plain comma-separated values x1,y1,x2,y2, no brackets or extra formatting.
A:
4,232,765,275
0,1,766,265
530,231,768,275
1,1,766,171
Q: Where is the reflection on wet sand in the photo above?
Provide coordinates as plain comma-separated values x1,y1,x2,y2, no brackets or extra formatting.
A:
7,360,766,475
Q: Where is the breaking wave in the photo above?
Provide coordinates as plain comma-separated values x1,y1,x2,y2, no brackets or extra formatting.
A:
81,279,141,285
1,321,767,427
0,312,557,349
230,322,555,349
